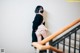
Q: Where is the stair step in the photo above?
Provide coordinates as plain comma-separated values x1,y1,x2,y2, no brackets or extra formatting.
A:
53,44,79,53
60,38,79,49
60,43,79,50
69,33,80,41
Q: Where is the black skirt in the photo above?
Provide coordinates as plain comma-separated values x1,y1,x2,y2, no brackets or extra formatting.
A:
32,30,37,42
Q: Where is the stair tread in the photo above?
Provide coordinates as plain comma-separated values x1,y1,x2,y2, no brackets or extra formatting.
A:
58,43,79,53
60,38,79,49
59,42,79,50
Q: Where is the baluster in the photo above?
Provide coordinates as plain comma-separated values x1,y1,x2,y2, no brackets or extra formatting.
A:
74,31,77,53
49,40,53,53
57,43,59,49
63,39,65,53
68,34,71,53
56,43,59,53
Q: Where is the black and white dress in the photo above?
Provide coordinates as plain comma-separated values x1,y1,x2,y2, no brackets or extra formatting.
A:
32,14,45,42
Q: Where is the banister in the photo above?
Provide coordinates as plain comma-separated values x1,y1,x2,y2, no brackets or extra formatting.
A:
32,42,63,53
32,18,80,53
39,18,80,44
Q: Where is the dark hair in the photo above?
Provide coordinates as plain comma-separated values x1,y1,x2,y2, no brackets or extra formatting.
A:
35,5,44,13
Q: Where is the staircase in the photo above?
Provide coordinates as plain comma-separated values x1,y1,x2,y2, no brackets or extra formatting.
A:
32,18,80,53
49,25,80,53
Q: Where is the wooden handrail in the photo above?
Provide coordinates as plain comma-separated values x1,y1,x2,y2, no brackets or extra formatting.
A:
32,42,63,53
39,18,80,44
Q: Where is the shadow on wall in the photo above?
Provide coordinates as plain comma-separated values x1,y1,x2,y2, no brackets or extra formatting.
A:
43,10,51,35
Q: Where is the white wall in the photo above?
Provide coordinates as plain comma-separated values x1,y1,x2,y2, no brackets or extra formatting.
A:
0,0,80,53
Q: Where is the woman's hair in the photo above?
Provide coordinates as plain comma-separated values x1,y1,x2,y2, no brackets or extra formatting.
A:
35,5,44,13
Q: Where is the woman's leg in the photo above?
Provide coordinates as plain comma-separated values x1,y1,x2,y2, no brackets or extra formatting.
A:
36,34,41,43
41,30,49,53
41,30,49,45
35,30,42,43
41,30,47,39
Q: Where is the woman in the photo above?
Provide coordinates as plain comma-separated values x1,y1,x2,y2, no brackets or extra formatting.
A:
32,5,47,53
32,5,45,42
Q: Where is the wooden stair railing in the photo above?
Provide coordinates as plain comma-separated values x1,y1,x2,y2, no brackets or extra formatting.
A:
32,42,63,53
32,18,80,53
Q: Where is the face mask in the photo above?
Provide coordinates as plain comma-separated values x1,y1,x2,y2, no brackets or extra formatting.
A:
40,10,43,13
